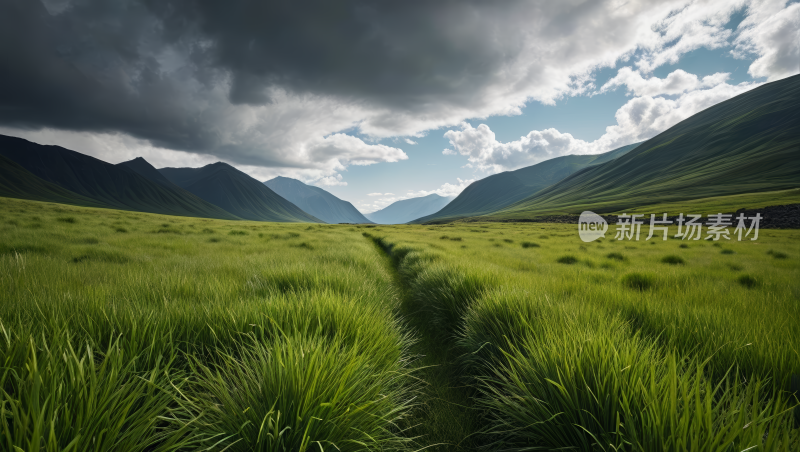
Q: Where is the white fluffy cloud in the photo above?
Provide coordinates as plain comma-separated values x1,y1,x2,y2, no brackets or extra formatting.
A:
404,138,418,145
315,174,348,187
599,68,731,96
632,0,747,73
734,0,800,81
306,133,407,168
444,71,763,173
0,120,405,186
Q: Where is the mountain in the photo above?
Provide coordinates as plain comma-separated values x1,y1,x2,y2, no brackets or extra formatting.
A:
0,154,108,207
117,157,177,188
159,163,321,223
0,135,240,220
366,194,454,224
412,143,640,224
485,74,800,220
263,176,371,224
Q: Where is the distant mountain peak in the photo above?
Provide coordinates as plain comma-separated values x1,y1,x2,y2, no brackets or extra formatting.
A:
120,156,151,165
117,156,177,188
264,177,372,224
366,194,454,224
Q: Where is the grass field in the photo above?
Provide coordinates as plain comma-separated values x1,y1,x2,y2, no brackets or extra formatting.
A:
362,221,800,450
0,196,413,451
1,195,798,450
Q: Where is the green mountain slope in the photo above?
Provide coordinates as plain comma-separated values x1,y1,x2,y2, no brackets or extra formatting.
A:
366,194,454,224
485,74,800,220
0,154,109,207
263,176,371,224
160,164,321,223
412,143,640,224
0,135,240,220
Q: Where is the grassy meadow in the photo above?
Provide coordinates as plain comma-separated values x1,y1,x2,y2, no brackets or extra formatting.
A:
362,221,800,450
0,195,798,450
0,196,414,451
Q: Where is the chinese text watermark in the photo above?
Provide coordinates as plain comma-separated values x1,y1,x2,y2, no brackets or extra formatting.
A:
578,211,761,242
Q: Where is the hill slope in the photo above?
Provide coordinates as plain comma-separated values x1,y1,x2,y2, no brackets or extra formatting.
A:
413,143,639,224
367,194,454,224
263,176,371,224
0,154,109,207
0,135,240,220
160,164,321,223
486,74,800,220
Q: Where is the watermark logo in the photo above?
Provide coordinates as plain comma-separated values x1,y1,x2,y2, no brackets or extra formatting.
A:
578,211,608,242
576,212,762,242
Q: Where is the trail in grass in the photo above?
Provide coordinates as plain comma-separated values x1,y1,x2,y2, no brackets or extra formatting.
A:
365,234,481,451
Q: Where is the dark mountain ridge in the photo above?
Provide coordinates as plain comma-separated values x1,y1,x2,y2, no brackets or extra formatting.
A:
0,135,239,220
160,163,321,223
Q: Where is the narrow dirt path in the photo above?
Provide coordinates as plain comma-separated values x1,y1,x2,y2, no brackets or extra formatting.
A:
365,234,481,451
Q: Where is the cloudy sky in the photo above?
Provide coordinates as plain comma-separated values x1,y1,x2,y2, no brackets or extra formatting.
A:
0,0,797,213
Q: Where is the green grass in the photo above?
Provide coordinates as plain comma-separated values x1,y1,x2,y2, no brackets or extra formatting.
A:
1,196,799,450
0,196,414,451
363,221,800,450
621,188,800,215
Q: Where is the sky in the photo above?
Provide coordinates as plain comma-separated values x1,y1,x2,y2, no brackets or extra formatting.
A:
0,0,797,214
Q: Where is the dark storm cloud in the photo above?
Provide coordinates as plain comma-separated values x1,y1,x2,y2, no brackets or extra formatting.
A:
0,0,242,151
11,0,760,175
160,0,529,107
0,0,574,155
